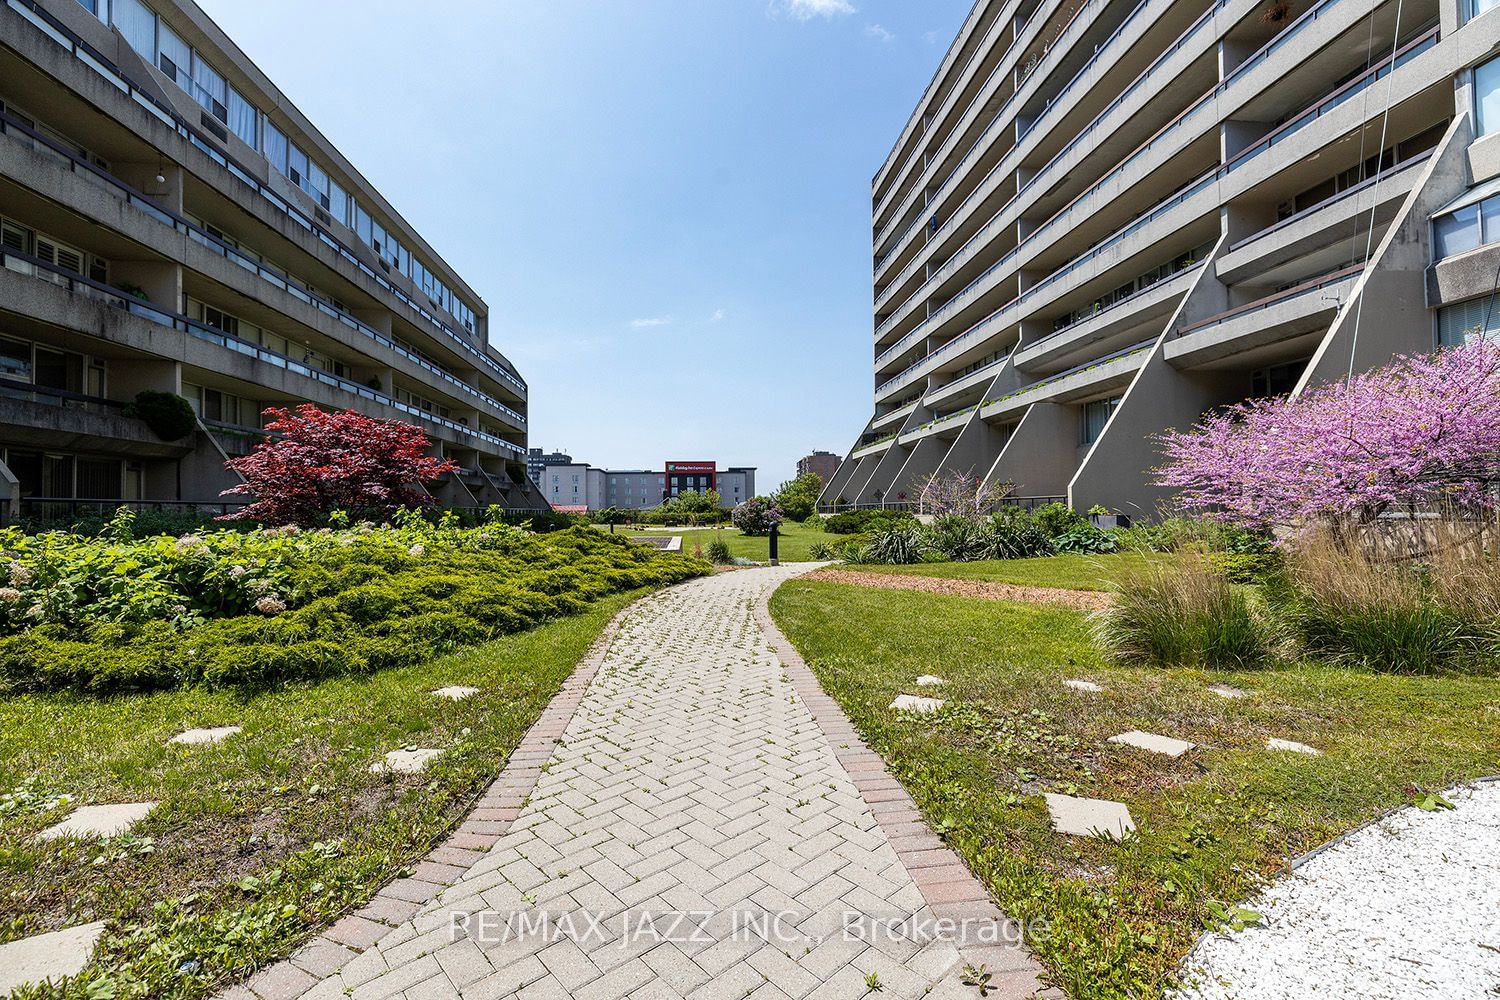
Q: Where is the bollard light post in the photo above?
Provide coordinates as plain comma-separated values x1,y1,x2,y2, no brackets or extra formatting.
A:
769,523,779,567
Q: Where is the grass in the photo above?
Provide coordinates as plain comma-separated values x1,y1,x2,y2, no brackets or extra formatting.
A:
0,590,642,1000
769,580,1500,999
840,551,1177,590
618,519,843,563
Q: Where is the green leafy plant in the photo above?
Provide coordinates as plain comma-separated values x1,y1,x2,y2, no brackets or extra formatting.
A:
1204,900,1264,932
125,390,197,441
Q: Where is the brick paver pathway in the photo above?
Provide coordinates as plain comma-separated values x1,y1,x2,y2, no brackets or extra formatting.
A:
233,566,1050,1000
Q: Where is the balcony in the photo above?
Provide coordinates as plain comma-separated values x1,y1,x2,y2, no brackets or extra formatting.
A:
0,248,526,458
0,384,193,458
980,340,1151,421
1166,266,1359,368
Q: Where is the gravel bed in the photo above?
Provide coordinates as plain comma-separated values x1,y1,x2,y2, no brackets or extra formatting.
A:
1174,780,1500,1000
802,568,1110,610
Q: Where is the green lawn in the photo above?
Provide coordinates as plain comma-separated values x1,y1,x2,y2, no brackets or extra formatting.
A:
621,519,842,563
770,580,1500,999
0,591,642,1000
842,551,1178,590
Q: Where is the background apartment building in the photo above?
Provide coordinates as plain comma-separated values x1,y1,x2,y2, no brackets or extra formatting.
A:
822,0,1500,516
797,449,843,483
539,459,756,512
0,0,545,519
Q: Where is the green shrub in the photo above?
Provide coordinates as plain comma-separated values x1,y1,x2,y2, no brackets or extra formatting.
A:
0,522,707,693
988,508,1054,559
802,512,825,531
1096,559,1270,669
824,509,916,534
1052,524,1119,554
125,390,198,441
706,536,732,565
1032,502,1087,538
1206,550,1281,584
922,515,986,562
865,526,929,564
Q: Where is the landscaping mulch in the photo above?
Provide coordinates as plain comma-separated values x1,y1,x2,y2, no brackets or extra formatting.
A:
803,567,1111,610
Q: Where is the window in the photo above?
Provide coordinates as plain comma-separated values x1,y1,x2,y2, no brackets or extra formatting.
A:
203,305,238,337
288,144,308,187
1479,55,1500,136
190,53,228,121
0,337,31,382
1438,299,1500,346
262,119,288,174
1,218,30,253
228,88,257,147
157,22,192,90
34,236,85,275
1433,192,1500,261
1081,397,1120,446
114,0,156,61
1473,0,1500,17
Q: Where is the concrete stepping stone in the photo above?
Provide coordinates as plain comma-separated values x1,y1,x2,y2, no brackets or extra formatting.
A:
889,694,944,714
1109,730,1195,758
169,725,242,745
38,803,156,841
915,675,945,687
0,921,108,993
371,748,444,774
1267,737,1321,755
1209,685,1246,699
431,686,480,701
1044,793,1135,839
1063,679,1103,693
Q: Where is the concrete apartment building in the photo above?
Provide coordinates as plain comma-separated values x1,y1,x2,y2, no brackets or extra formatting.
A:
822,0,1500,516
540,460,757,512
0,0,545,518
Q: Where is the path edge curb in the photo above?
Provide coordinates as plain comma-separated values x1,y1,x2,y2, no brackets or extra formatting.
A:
754,582,1061,1000
217,590,648,1000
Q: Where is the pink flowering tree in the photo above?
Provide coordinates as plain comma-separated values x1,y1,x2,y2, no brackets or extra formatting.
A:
1155,341,1500,533
913,470,1015,521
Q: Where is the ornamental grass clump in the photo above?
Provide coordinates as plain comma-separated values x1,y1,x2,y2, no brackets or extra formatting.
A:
1267,531,1498,675
1096,557,1269,669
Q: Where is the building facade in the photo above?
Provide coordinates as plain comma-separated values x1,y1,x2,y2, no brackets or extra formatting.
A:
823,0,1500,516
797,450,842,484
540,459,756,512
527,448,572,486
0,0,545,518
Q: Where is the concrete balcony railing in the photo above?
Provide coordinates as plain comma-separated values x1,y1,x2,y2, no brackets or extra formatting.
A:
0,106,527,422
980,339,1151,420
0,248,526,458
0,384,193,458
1166,265,1361,367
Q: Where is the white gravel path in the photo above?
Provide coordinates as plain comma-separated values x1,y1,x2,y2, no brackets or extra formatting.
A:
1174,780,1500,1000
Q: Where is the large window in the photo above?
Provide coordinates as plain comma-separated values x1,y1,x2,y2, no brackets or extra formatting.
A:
1479,55,1500,136
1438,298,1500,347
1433,192,1500,261
115,0,157,61
228,88,258,147
261,120,288,174
1081,397,1120,446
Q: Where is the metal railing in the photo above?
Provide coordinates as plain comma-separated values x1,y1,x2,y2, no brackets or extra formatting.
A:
1176,264,1362,336
3,0,527,397
0,247,525,457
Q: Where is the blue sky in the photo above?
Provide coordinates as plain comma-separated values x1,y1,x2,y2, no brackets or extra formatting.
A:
197,0,972,490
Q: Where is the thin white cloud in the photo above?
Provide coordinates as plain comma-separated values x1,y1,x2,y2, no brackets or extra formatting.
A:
629,316,672,329
777,0,856,21
865,23,894,42
710,308,726,322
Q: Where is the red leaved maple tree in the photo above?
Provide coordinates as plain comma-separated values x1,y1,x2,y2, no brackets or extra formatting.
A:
221,404,458,524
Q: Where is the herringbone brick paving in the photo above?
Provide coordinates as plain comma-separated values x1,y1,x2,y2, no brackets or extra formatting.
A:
230,566,1050,999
